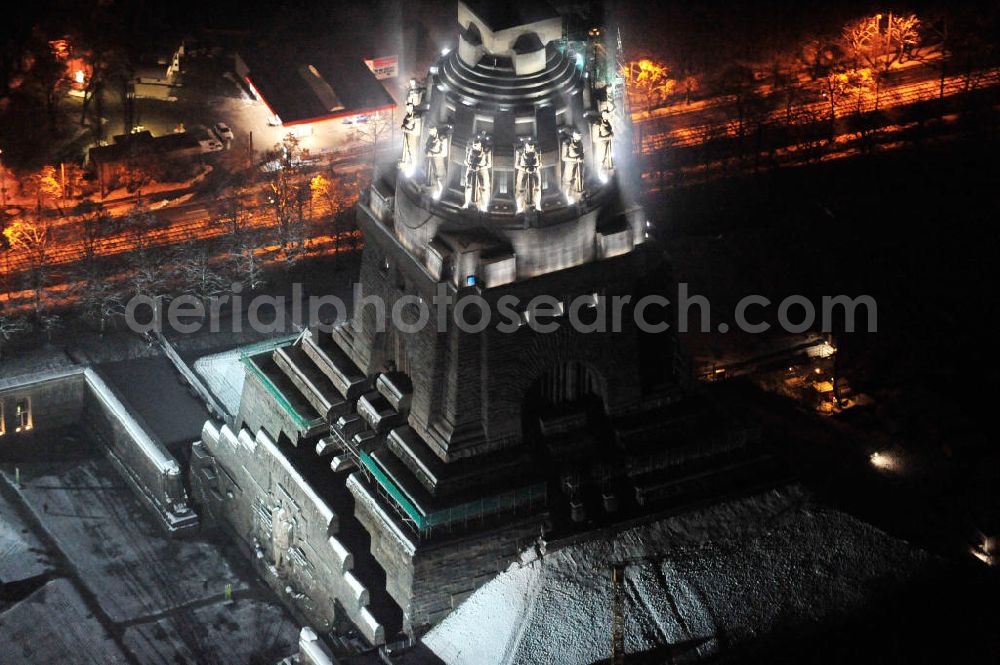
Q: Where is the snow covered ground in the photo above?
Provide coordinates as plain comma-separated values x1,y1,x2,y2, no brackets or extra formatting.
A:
7,456,250,624
0,579,131,664
424,486,928,665
122,597,298,665
0,488,53,587
194,348,246,418
0,436,301,664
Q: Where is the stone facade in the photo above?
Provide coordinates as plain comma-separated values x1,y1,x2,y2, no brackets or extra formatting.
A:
191,422,384,645
0,367,85,439
350,473,544,626
0,363,196,533
187,0,766,643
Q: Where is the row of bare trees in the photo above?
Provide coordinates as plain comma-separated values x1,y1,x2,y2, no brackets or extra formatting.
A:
0,137,363,353
628,6,998,120
628,5,1000,187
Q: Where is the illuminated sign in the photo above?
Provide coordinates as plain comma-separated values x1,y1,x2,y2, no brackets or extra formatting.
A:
364,55,399,80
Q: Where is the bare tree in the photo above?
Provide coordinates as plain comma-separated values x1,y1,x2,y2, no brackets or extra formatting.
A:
3,214,53,318
353,111,393,169
22,167,63,212
714,64,759,160
122,204,167,298
0,308,30,359
843,13,920,110
227,235,266,293
175,236,227,304
268,134,308,254
72,200,125,330
309,168,358,261
77,270,125,333
218,176,267,292
822,67,852,131
622,58,675,114
0,222,11,302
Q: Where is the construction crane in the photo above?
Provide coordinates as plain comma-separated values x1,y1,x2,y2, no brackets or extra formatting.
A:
611,563,627,665
610,554,671,664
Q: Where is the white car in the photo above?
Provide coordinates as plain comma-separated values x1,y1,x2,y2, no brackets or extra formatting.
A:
214,122,235,142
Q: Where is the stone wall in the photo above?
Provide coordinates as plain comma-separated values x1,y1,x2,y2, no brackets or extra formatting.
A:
0,367,85,438
237,366,303,446
0,365,196,534
82,369,197,532
355,205,673,460
349,473,544,632
191,421,385,645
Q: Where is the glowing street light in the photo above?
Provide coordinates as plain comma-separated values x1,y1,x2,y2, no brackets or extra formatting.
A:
869,450,896,471
971,537,995,566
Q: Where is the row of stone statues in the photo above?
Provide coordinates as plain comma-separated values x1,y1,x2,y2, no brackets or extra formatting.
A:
398,79,615,212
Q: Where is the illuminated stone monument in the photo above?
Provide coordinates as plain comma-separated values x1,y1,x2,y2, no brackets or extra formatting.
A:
191,0,764,643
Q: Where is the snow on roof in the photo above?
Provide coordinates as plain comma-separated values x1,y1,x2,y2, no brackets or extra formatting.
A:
241,45,395,126
193,348,246,418
424,486,928,664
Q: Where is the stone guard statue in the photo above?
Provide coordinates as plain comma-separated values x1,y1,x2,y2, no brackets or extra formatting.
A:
405,78,425,108
515,139,542,213
463,134,492,211
592,108,615,179
399,103,423,177
561,129,585,201
424,126,448,200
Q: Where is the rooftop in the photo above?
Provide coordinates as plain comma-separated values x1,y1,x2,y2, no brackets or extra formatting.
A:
461,0,560,32
240,44,396,126
88,130,203,165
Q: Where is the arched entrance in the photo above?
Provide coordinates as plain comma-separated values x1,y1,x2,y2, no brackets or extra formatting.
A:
522,361,606,438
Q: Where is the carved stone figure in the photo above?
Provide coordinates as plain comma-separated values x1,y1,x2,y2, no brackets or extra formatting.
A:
463,135,492,211
561,129,585,200
515,139,543,213
593,108,615,177
270,503,293,568
405,78,425,108
399,103,422,176
424,126,447,199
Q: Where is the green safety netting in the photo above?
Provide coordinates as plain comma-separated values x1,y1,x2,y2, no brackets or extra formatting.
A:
240,340,322,432
360,450,546,532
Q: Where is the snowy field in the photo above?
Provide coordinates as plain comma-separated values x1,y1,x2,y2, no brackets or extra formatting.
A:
10,457,251,623
0,487,53,588
425,486,930,665
0,578,131,664
0,436,300,664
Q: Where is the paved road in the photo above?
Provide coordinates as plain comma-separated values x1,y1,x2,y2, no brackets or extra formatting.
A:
635,60,1000,153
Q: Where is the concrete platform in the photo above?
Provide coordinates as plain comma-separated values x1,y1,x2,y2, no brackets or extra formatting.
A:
0,434,300,664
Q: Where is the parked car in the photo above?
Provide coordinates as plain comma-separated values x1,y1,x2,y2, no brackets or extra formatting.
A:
199,138,224,153
214,122,234,142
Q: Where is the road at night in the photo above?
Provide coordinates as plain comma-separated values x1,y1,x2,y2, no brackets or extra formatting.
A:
635,59,1000,153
